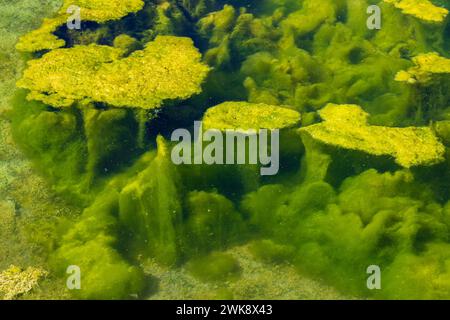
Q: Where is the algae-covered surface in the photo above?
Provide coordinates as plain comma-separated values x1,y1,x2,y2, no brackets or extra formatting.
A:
1,0,450,300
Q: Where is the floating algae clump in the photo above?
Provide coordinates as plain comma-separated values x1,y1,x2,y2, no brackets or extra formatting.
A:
15,17,66,53
16,0,145,52
58,0,145,23
17,44,124,107
383,0,449,23
395,52,450,122
17,36,210,109
12,35,209,199
395,52,450,84
0,266,48,300
203,101,301,130
301,103,445,168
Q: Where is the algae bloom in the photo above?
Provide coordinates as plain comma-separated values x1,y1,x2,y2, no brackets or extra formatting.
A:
1,0,450,301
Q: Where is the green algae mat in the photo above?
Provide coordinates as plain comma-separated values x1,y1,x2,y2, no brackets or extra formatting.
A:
1,0,450,300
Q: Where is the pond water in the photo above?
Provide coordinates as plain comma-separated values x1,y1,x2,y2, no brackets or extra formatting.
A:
0,0,449,300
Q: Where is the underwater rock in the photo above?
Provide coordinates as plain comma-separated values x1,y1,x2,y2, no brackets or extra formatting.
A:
0,265,48,300
300,103,446,168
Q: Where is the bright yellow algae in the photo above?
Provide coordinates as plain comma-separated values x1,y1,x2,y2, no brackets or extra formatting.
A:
384,0,449,23
18,44,124,107
0,266,48,300
16,0,145,52
17,36,210,109
300,104,445,168
203,101,301,130
15,16,67,53
60,0,145,23
395,52,450,84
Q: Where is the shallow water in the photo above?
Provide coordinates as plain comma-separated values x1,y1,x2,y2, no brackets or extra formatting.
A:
0,0,449,300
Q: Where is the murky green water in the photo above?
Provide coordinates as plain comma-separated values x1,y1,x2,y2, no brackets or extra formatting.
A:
0,0,449,300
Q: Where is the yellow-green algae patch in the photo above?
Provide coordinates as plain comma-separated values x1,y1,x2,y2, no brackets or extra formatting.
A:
17,36,210,109
395,52,450,84
300,103,445,168
203,101,301,131
16,0,145,52
384,0,449,23
15,16,67,53
60,0,145,23
0,265,48,300
17,44,123,107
